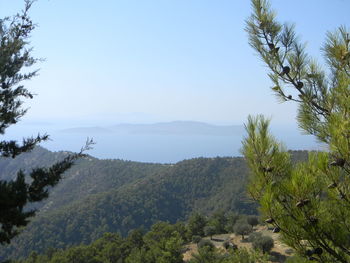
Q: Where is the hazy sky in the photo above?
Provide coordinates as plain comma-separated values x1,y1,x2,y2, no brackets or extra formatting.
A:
1,0,349,126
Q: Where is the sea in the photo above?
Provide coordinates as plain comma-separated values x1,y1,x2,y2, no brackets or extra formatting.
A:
2,122,322,164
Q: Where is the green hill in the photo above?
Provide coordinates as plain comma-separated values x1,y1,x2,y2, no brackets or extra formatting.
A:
0,147,308,260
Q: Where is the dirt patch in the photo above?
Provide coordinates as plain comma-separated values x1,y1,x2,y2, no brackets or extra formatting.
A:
183,243,198,262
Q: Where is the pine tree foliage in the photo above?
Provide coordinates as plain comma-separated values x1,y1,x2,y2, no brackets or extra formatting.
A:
0,1,92,245
243,0,350,262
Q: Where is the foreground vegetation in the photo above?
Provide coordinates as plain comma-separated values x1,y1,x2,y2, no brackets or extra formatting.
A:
244,0,350,261
3,0,348,261
12,213,271,263
0,0,92,246
0,147,253,260
0,147,309,261
13,211,318,263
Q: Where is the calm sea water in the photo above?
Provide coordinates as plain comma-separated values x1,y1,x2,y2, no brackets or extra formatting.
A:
3,123,321,163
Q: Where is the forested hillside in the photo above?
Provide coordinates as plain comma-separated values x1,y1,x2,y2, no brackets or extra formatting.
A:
14,216,270,263
0,147,308,260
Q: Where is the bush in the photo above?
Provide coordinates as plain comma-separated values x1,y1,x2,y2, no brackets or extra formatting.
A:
223,240,238,250
247,216,259,228
223,248,269,262
285,255,309,263
224,212,240,233
223,240,230,249
208,210,227,234
188,213,207,237
252,235,274,253
192,235,201,244
203,226,216,239
233,222,252,240
197,239,214,250
247,232,262,243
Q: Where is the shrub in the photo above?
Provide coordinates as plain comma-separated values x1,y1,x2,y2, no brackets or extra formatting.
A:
247,232,262,243
285,255,309,263
223,240,230,249
192,235,201,244
223,240,238,250
252,235,274,253
247,216,259,228
203,226,216,240
233,222,252,240
197,239,215,250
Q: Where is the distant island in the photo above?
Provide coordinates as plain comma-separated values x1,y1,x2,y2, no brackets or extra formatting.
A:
60,121,244,136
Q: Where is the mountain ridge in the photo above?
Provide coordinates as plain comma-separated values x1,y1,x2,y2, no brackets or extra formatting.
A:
0,147,308,260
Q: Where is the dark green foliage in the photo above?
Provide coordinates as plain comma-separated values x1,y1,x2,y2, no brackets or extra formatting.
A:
203,226,216,240
126,228,145,249
233,221,252,240
14,219,272,263
0,147,88,244
247,215,259,228
252,235,274,253
197,239,214,250
187,213,208,237
192,235,201,244
285,255,309,263
15,222,185,263
207,209,227,234
132,222,184,263
224,211,240,233
222,240,230,250
224,248,269,263
0,148,308,261
0,2,36,135
222,240,237,251
247,231,262,243
189,246,269,263
189,244,223,263
0,2,90,246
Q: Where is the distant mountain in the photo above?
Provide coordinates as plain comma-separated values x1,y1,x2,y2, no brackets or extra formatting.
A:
0,147,309,260
60,121,244,136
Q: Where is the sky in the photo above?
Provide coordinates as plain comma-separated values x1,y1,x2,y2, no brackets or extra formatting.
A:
0,0,349,127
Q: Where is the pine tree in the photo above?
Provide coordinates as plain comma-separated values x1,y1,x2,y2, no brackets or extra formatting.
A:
0,1,92,245
243,0,350,262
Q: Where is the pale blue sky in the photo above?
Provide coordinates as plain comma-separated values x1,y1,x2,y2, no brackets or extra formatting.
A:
1,0,349,126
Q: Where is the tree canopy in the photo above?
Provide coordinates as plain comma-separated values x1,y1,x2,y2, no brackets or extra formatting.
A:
243,0,350,262
0,0,91,245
